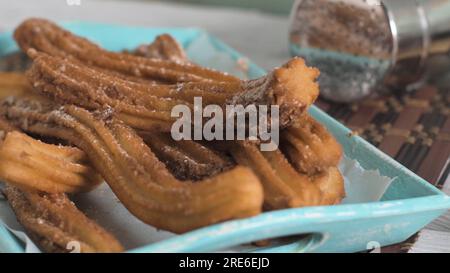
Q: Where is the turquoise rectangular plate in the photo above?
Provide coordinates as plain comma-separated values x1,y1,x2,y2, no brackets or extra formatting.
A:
0,22,449,253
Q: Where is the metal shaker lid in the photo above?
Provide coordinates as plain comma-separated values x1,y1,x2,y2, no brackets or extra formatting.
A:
289,0,450,102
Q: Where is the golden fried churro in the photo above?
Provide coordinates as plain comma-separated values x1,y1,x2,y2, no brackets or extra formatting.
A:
26,50,318,130
0,74,101,193
0,19,347,251
129,35,340,178
140,132,234,181
133,34,187,63
131,36,343,206
228,141,344,209
229,57,319,125
15,18,320,128
312,167,345,205
281,114,343,174
0,130,101,193
1,97,264,233
26,50,230,131
26,52,177,132
131,36,235,180
15,18,238,84
0,74,117,250
3,185,123,253
0,72,37,100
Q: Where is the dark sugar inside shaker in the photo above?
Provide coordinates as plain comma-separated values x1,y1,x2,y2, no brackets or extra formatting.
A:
289,0,450,102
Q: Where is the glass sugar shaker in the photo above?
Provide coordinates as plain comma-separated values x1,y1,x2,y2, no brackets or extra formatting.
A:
289,0,450,102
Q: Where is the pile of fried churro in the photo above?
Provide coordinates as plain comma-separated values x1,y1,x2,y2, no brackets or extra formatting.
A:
0,18,344,252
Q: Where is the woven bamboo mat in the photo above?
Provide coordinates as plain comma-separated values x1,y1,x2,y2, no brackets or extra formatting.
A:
1,52,449,253
0,52,31,72
316,85,450,188
315,79,450,253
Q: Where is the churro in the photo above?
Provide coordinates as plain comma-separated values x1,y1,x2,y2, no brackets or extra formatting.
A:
0,97,264,233
281,114,343,174
3,185,123,253
27,50,318,131
0,73,101,193
140,132,234,180
15,18,238,83
229,141,344,209
133,34,187,63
